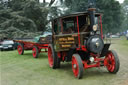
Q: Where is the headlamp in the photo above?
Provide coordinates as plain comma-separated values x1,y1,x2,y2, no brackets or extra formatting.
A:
93,24,97,31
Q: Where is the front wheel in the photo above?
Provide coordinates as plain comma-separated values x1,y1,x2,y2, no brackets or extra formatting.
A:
104,50,120,73
72,54,84,79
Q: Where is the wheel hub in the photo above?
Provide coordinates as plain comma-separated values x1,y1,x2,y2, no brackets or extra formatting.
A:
73,64,77,69
18,48,21,51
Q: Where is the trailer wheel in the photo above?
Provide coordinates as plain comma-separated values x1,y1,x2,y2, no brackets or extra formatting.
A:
17,43,24,55
105,50,120,73
48,44,58,69
32,46,39,58
72,54,84,79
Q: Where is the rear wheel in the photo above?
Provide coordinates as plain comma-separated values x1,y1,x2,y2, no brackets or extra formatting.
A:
17,43,24,55
72,54,84,79
105,50,120,73
48,44,58,69
32,46,39,58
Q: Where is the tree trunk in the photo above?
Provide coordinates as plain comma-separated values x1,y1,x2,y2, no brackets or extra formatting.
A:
49,0,55,6
43,0,45,3
36,0,39,3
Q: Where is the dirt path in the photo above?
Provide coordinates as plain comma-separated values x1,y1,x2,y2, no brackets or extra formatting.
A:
109,39,128,85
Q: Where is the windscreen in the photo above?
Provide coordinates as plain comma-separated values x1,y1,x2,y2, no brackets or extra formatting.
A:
63,17,77,34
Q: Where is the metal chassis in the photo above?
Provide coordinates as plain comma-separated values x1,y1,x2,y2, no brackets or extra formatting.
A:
57,46,108,70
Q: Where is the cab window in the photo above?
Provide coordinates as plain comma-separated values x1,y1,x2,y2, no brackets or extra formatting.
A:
53,19,61,35
62,17,77,34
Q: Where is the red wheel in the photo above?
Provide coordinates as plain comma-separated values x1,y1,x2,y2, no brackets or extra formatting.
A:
48,46,53,67
72,54,84,79
17,43,24,55
48,44,58,69
105,50,120,73
32,46,39,58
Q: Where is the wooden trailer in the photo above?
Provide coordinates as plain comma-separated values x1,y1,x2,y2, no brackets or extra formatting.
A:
14,36,51,58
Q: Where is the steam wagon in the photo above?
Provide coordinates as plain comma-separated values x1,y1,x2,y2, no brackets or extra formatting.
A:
47,8,120,79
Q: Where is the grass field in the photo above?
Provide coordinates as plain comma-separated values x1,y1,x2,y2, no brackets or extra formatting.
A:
0,38,128,85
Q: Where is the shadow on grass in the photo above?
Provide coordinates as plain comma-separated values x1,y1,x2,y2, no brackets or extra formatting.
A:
57,62,114,79
58,62,75,77
17,51,48,59
0,49,16,52
38,53,48,59
60,62,72,69
82,69,112,79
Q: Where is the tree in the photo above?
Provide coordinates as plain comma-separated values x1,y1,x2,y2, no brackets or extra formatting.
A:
0,0,62,38
0,0,49,38
122,0,128,31
24,1,49,31
96,0,123,33
41,0,56,6
0,0,124,38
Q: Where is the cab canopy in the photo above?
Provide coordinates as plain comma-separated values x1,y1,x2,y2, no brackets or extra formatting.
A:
52,12,101,35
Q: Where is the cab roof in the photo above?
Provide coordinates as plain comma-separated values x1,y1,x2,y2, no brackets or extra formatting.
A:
52,11,101,21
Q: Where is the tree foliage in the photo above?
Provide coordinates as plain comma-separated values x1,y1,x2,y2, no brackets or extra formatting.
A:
61,0,123,34
0,0,54,38
0,0,125,39
122,0,128,31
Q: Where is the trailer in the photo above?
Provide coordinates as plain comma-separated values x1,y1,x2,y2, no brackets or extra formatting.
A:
14,36,51,58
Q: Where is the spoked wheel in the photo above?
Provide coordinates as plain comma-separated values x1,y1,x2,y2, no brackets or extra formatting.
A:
17,43,24,55
72,54,84,79
48,44,58,69
32,46,39,58
104,50,120,73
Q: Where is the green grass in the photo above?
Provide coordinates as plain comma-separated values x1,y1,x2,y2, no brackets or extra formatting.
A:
120,39,128,48
114,38,128,53
0,38,128,85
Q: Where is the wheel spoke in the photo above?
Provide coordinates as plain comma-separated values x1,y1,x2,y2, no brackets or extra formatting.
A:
71,54,84,79
105,51,116,72
48,47,53,67
72,56,79,77
32,48,36,57
17,45,22,54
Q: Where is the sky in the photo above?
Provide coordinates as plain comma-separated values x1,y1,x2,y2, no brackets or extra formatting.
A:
116,0,124,3
40,0,124,3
